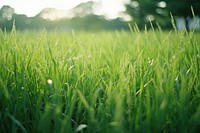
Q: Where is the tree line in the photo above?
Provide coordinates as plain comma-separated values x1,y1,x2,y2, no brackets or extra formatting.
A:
0,3,129,31
0,0,200,31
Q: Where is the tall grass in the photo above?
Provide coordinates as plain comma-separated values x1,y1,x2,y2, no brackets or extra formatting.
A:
0,27,200,132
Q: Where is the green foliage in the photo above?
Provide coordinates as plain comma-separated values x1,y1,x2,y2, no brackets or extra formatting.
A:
125,0,200,29
166,0,200,17
0,27,200,132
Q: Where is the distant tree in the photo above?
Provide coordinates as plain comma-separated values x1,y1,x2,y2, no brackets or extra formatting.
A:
72,1,94,17
125,0,169,29
0,5,14,21
0,5,15,30
166,0,200,30
12,14,30,30
125,0,200,30
166,0,200,17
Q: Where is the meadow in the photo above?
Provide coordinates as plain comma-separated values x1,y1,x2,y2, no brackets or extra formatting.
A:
0,27,200,132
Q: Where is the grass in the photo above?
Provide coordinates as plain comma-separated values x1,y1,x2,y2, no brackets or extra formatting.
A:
0,27,200,132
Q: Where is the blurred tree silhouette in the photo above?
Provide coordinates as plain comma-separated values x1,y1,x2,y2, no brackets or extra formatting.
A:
125,0,200,29
72,1,94,17
0,3,128,31
125,0,169,29
167,0,200,17
0,5,14,30
166,0,200,30
0,5,14,21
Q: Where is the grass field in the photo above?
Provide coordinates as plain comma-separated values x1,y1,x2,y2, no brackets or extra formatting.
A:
0,27,200,132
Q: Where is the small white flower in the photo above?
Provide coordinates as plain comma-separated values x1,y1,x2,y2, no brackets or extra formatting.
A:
47,79,53,84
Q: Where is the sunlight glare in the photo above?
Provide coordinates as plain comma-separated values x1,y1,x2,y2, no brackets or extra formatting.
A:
0,0,127,19
0,0,91,17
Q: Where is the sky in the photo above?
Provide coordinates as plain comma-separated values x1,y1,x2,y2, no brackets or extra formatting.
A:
0,0,129,19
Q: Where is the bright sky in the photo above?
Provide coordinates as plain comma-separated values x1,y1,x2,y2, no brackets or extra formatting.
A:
0,0,129,19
